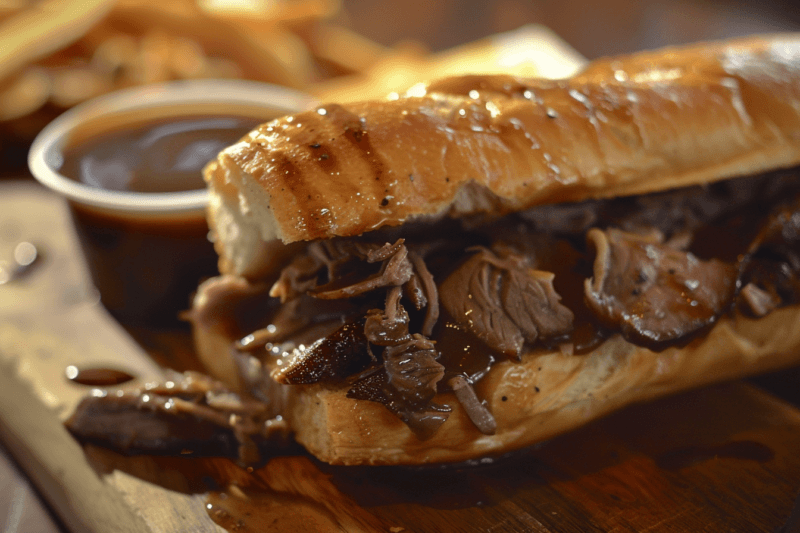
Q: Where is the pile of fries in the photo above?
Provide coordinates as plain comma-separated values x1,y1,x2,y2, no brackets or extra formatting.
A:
0,0,584,166
0,0,344,121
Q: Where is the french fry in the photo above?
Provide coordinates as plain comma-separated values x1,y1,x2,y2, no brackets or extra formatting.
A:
0,0,349,126
0,66,50,120
0,0,29,23
166,36,208,79
426,24,586,80
197,0,340,25
0,0,115,82
302,23,386,76
103,3,310,88
90,33,139,80
310,25,587,104
136,31,174,85
253,28,316,86
309,41,430,103
49,66,112,108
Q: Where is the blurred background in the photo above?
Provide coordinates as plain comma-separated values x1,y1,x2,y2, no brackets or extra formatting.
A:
1,0,799,176
345,0,800,55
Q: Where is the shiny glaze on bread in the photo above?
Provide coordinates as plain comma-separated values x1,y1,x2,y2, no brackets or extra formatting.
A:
205,34,800,260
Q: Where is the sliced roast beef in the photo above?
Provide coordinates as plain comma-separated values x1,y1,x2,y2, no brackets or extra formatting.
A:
271,319,372,384
584,228,738,348
439,247,574,358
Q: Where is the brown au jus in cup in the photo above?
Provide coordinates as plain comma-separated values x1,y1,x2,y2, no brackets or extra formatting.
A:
29,80,313,326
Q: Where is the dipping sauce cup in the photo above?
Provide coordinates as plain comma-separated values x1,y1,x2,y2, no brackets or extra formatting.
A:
29,80,312,326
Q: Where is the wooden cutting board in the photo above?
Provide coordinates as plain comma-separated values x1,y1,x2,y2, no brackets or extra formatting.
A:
2,182,800,533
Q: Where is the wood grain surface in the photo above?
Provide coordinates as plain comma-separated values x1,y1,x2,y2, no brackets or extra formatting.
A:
2,182,800,532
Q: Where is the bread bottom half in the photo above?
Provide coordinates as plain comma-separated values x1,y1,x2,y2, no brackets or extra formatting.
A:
195,306,800,465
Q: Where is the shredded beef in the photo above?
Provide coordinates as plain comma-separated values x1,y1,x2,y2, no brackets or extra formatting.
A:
382,335,445,408
347,368,451,440
364,291,411,346
740,197,800,306
448,375,496,435
584,228,739,347
740,283,780,317
269,239,404,302
236,295,359,352
269,253,321,303
260,238,455,436
65,372,290,464
311,239,413,299
403,267,427,310
359,297,449,437
409,251,439,336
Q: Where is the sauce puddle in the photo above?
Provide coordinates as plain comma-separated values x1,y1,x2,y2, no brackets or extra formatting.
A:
65,365,135,386
60,114,261,193
204,456,391,532
206,486,344,532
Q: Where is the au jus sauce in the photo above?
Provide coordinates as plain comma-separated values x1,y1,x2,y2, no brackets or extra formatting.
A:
60,115,261,193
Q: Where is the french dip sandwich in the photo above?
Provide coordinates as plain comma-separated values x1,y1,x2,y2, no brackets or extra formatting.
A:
69,34,800,466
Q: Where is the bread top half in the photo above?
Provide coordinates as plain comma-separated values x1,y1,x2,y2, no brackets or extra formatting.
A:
204,34,800,276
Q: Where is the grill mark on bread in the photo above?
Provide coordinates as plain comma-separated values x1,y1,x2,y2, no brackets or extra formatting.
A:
304,130,365,235
305,141,360,231
320,104,386,181
273,153,327,237
321,105,388,197
308,142,339,174
315,103,395,235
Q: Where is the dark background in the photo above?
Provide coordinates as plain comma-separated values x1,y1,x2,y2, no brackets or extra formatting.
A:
341,0,800,57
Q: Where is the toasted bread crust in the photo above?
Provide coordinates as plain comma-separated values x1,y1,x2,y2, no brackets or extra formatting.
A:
205,34,800,275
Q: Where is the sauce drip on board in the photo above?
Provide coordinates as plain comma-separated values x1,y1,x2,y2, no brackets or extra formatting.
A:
205,456,392,532
65,365,135,386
